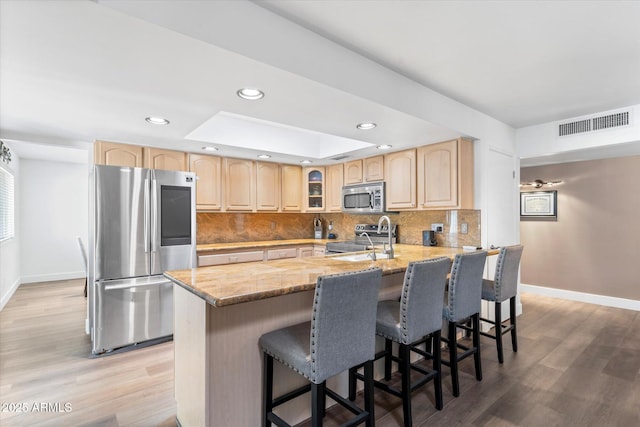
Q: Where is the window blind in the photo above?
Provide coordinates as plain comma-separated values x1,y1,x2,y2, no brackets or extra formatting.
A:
0,166,15,242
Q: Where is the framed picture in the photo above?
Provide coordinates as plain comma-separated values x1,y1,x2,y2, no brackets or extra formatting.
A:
520,191,557,218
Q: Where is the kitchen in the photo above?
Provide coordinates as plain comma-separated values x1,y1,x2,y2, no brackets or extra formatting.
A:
2,1,640,426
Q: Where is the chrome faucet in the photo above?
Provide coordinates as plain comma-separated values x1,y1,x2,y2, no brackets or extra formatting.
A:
360,232,377,261
377,215,394,259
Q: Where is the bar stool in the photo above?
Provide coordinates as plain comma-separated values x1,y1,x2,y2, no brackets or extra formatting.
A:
480,245,524,363
349,257,451,427
259,268,382,427
441,250,487,397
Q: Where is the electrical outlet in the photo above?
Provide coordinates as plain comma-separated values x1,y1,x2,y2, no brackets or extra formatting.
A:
461,223,468,234
431,223,444,233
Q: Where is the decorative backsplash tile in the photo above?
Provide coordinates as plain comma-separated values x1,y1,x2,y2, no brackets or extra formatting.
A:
197,210,481,248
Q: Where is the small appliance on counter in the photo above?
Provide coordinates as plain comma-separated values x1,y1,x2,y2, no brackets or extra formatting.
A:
422,230,437,246
314,217,323,239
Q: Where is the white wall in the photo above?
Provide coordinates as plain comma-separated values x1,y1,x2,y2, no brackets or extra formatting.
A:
0,146,20,311
19,159,88,283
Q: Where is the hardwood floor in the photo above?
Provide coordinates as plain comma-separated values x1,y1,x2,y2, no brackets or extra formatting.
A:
1,279,638,426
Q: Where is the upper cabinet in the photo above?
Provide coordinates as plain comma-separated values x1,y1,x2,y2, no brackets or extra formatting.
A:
256,162,280,211
344,160,363,185
94,141,143,167
417,138,474,209
385,149,417,210
189,154,222,211
364,156,384,182
143,147,188,171
281,165,303,211
325,163,344,212
304,168,325,211
224,158,255,211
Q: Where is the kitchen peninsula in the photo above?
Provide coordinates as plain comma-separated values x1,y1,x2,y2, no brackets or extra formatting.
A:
165,244,496,426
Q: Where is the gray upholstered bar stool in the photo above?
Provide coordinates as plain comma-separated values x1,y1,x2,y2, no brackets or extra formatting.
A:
441,250,488,397
349,257,451,427
480,244,524,363
259,268,382,427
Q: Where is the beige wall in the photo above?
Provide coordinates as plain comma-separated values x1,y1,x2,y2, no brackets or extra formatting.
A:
520,155,640,301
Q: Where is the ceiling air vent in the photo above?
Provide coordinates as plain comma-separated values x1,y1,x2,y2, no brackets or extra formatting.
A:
330,155,350,161
558,110,631,137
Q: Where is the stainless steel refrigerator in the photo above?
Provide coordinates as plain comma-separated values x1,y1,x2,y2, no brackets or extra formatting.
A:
88,164,196,355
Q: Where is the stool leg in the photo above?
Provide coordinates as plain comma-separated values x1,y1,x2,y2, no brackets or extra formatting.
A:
510,296,518,353
494,301,504,364
384,338,393,380
399,344,412,427
433,331,443,410
448,321,460,397
262,353,274,427
363,360,375,427
472,314,482,381
311,382,322,427
348,366,357,401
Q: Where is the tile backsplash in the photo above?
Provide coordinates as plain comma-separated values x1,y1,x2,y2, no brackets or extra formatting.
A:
197,210,481,248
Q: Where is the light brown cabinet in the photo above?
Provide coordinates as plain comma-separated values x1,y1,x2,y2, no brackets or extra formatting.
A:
384,149,417,209
94,141,143,167
189,154,222,211
224,158,255,211
364,155,384,182
281,165,303,211
144,147,188,171
417,138,474,209
198,250,265,266
304,168,325,211
256,162,280,211
344,160,363,185
325,164,344,212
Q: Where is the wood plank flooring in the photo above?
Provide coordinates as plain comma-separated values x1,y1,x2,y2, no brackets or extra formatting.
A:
1,279,638,426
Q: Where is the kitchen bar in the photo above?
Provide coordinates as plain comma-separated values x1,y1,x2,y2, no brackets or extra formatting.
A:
165,244,498,426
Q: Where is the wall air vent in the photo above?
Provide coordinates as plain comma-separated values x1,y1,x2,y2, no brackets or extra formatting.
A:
559,119,591,136
558,110,631,137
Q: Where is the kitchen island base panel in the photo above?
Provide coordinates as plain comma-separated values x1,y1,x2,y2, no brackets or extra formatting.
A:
173,274,403,427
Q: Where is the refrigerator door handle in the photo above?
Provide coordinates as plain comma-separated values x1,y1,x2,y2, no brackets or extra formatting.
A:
151,179,158,252
144,178,150,253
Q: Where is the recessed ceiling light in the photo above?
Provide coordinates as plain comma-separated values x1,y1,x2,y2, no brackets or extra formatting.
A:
376,144,392,150
356,122,376,130
145,116,170,125
202,146,218,151
257,154,271,159
237,88,264,100
300,160,312,164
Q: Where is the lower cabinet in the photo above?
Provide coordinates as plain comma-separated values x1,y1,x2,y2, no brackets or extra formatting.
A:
267,247,298,260
198,250,265,267
198,243,327,266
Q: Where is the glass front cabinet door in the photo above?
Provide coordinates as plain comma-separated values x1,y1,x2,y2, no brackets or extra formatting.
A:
305,168,325,211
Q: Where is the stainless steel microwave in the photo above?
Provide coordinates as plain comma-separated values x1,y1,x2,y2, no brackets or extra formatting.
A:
341,182,385,214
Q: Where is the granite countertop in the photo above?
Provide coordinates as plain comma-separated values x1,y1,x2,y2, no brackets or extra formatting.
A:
166,244,498,307
197,239,333,252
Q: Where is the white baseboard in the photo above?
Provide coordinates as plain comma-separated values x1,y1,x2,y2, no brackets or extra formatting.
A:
21,271,85,284
520,283,640,312
0,277,21,312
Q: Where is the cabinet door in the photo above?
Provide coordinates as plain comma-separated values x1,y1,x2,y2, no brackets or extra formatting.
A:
344,160,363,185
298,247,314,258
385,149,416,209
281,165,302,211
364,156,384,182
189,154,222,211
256,162,280,211
417,138,474,209
94,141,143,167
325,164,344,212
224,158,255,211
304,168,325,211
144,147,188,171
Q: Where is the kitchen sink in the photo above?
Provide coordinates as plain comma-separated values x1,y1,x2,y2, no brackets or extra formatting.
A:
332,253,394,262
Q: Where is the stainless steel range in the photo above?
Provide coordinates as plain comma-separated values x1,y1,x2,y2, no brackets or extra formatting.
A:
325,223,397,254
